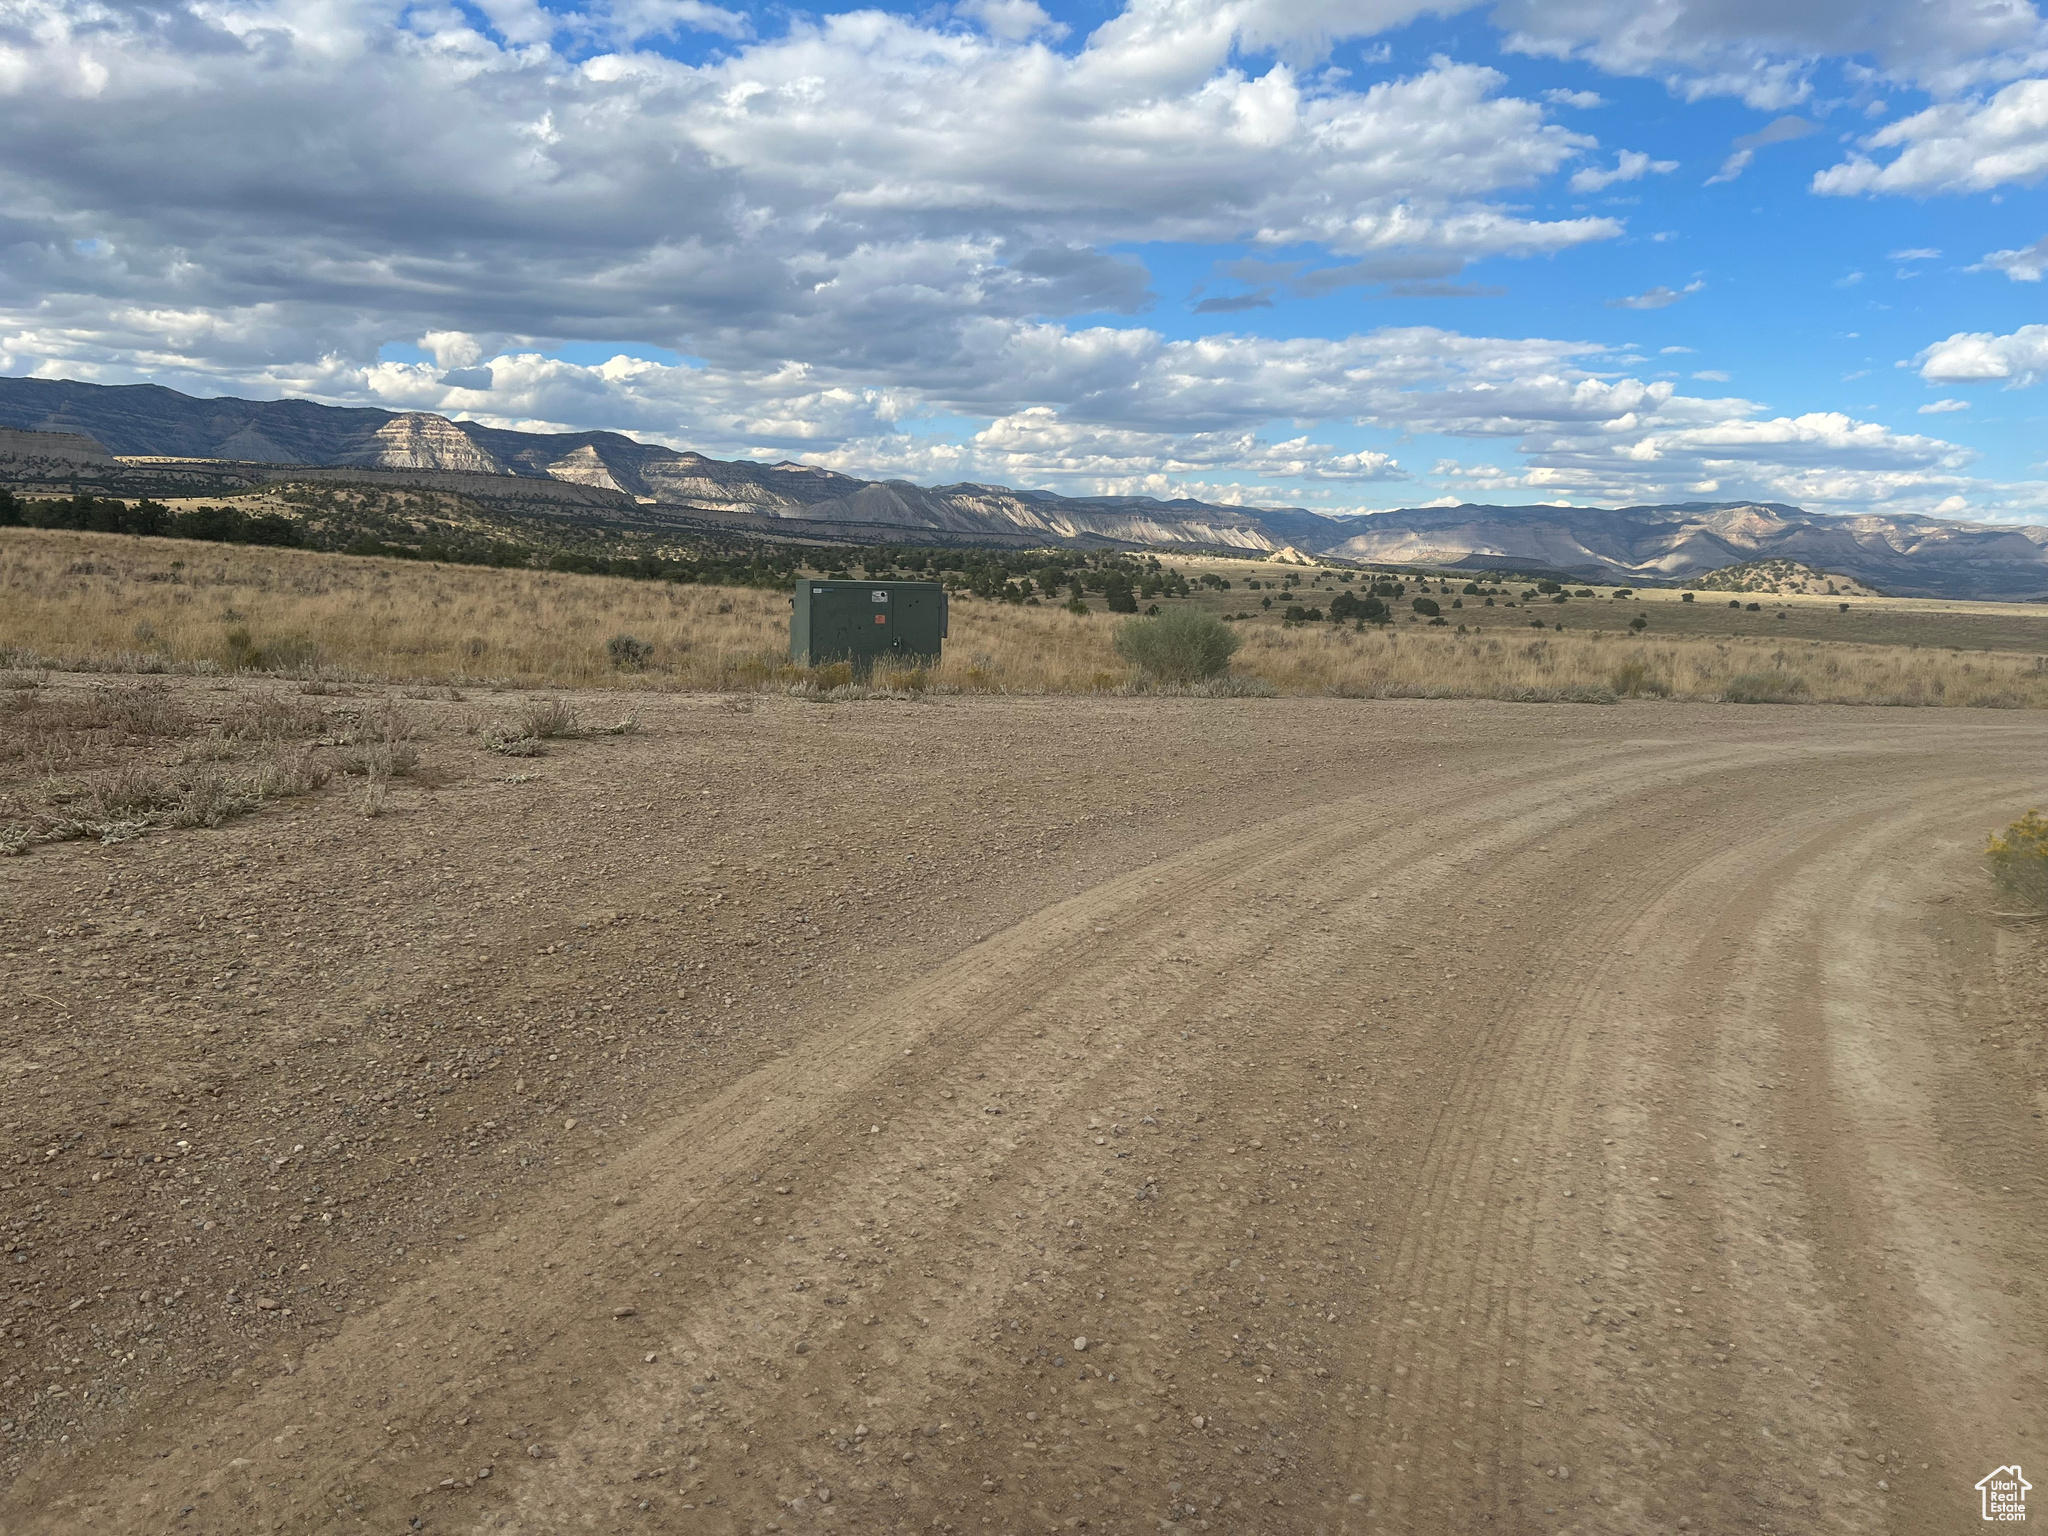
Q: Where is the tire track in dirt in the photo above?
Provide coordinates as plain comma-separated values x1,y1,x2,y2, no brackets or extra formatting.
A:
24,738,1728,1534
1326,742,1938,1531
1504,748,2046,1536
453,742,1769,1533
13,714,2046,1536
469,739,1828,1533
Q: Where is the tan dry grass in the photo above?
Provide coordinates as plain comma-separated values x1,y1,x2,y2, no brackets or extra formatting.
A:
5,526,2047,706
1234,626,2048,707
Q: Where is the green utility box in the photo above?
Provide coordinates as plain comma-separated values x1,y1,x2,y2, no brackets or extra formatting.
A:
790,579,949,668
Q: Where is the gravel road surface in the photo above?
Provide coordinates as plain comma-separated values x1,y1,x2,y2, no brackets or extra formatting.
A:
3,690,2043,1534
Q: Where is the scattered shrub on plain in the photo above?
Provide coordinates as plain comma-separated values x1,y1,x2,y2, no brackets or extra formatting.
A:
88,763,186,819
1112,608,1242,684
607,633,654,670
339,740,421,778
519,699,583,739
1724,670,1810,704
224,626,318,672
1986,809,2048,912
219,693,327,741
1608,658,1671,698
91,682,191,738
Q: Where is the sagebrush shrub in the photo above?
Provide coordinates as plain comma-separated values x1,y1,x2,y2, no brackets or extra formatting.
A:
1112,608,1241,683
220,694,325,740
1723,670,1808,704
607,633,654,670
88,763,184,818
1986,809,2048,911
518,699,582,738
95,683,190,737
1608,659,1669,698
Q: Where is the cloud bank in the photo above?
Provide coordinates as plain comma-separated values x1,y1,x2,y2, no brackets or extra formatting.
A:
0,0,2029,517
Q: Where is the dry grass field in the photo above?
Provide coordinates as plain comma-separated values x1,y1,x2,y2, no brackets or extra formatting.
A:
5,526,2048,707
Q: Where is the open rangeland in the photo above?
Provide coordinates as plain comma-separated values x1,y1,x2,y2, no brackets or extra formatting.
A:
0,672,2043,1536
6,528,2048,706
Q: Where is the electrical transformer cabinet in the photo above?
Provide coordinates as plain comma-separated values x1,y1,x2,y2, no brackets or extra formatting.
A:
790,579,949,666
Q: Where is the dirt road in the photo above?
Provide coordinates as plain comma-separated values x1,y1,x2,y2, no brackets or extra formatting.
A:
3,690,2044,1534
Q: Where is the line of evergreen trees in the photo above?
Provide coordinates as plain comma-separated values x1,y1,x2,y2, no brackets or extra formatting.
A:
3,486,1288,598
0,486,813,587
0,489,306,546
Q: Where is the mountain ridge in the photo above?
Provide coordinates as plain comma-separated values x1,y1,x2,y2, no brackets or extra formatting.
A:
4,376,2047,598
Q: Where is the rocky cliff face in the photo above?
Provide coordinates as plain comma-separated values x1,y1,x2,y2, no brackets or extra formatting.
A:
1320,501,2048,599
5,377,2047,596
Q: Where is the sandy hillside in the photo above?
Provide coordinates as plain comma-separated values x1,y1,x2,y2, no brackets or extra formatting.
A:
1,683,2044,1535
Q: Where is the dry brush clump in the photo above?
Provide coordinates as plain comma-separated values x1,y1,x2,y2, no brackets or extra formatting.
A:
0,676,347,853
333,698,423,778
1986,810,2048,913
1,743,333,854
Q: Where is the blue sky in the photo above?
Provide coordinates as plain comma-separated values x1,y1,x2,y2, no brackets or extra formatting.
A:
5,0,2048,521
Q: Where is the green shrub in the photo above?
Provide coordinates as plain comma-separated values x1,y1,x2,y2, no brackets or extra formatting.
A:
607,633,654,670
224,626,262,670
1112,608,1241,684
1723,670,1809,704
1986,810,2048,911
1412,597,1440,617
221,627,316,672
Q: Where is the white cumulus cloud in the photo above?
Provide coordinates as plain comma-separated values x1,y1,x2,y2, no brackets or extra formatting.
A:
1814,78,2048,195
0,0,1622,404
1973,233,2048,279
1492,0,2048,109
1915,324,2048,386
